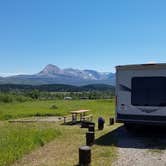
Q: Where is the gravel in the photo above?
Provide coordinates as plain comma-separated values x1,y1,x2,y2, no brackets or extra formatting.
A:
112,126,166,166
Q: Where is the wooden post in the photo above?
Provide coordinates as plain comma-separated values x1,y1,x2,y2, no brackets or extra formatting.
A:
109,118,114,125
86,132,95,146
88,124,95,132
64,117,66,123
80,113,83,121
79,146,91,166
98,117,105,130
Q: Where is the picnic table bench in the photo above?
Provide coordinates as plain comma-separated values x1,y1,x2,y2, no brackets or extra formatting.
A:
63,110,93,124
81,114,93,121
63,115,72,123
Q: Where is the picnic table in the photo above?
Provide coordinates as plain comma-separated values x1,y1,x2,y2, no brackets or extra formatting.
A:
70,110,91,123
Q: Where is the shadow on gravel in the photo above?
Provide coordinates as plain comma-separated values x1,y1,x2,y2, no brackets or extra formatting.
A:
95,125,166,150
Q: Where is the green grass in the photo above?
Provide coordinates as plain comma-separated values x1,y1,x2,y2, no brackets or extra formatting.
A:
0,122,61,166
0,99,115,120
0,99,117,166
20,123,119,166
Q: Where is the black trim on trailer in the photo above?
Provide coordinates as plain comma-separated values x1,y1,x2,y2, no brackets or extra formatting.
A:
116,113,166,124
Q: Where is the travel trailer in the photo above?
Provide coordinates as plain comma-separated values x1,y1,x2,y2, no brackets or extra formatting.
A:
116,63,166,126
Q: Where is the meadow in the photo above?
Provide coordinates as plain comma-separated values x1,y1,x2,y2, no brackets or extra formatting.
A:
0,99,115,120
0,99,118,166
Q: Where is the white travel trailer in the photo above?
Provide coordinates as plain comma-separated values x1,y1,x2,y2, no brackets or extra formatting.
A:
116,63,166,126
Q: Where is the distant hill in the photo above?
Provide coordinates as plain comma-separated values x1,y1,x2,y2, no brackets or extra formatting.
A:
0,84,115,92
81,84,115,91
0,64,115,86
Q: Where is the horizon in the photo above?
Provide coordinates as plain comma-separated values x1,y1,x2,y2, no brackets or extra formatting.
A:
1,1,166,76
0,62,160,77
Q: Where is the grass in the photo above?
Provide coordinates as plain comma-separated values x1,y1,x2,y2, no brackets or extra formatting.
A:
0,122,61,166
91,124,120,166
0,99,115,120
13,124,120,166
0,99,117,166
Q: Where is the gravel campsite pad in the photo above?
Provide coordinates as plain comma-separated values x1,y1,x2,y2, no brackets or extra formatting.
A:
8,116,63,123
112,126,166,166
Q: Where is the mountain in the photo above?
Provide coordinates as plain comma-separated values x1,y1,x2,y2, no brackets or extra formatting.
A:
0,64,115,85
39,64,61,75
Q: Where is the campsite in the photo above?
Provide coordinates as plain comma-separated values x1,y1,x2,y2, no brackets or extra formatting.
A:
2,0,166,165
1,98,166,166
0,99,118,166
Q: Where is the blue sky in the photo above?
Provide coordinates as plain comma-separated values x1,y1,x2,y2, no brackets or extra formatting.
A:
1,0,166,76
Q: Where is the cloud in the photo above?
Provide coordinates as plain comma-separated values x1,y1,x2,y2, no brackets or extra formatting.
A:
146,61,156,64
0,72,27,77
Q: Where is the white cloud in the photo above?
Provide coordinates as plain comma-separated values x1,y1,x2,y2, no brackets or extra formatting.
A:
146,61,157,64
0,72,27,77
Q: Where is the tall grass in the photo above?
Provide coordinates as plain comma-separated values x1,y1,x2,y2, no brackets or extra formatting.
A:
0,123,61,166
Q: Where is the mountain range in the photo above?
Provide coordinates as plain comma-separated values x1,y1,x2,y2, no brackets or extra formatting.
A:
0,64,115,86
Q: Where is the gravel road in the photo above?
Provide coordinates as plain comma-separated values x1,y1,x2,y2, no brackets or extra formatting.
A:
112,126,166,166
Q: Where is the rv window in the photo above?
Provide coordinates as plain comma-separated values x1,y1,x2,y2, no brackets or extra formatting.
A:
131,77,166,106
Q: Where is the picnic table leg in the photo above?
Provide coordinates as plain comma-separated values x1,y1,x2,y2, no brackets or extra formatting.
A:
80,113,83,121
82,113,86,121
72,114,75,122
64,117,66,124
75,114,78,121
72,113,77,124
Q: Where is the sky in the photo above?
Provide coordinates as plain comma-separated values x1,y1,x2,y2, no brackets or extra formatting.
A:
1,0,166,76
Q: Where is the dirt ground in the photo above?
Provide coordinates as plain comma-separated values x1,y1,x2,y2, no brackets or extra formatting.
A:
12,125,84,166
12,124,116,166
8,116,63,123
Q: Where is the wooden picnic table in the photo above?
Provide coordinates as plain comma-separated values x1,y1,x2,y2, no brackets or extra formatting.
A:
70,110,90,123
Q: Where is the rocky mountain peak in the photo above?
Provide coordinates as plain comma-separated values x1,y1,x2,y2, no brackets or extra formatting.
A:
39,64,61,75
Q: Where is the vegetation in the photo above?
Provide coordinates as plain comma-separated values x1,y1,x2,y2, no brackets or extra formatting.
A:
0,83,115,102
0,122,61,166
0,93,32,103
0,91,114,103
0,83,115,92
0,99,114,120
0,99,117,166
30,124,119,166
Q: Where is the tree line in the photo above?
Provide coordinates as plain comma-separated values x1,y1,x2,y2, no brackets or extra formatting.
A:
0,84,115,103
0,84,115,92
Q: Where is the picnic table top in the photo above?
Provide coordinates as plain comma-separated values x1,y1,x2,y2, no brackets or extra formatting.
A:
70,110,90,114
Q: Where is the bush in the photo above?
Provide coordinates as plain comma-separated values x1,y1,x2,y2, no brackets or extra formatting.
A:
0,94,13,103
26,90,40,100
50,104,58,109
0,93,32,103
15,95,32,103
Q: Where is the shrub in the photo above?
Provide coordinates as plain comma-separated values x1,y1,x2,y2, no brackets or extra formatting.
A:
15,95,32,102
0,93,32,103
50,104,58,109
0,94,13,103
